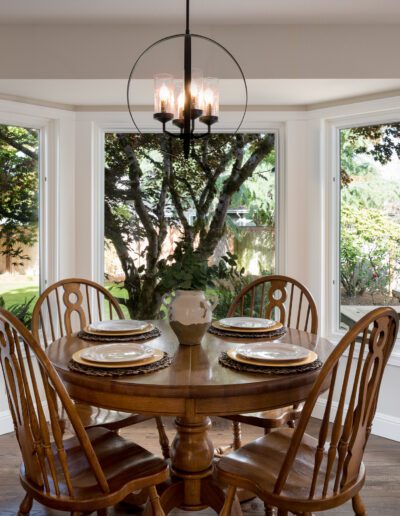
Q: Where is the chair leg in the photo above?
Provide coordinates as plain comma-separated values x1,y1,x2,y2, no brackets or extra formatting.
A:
232,421,242,450
352,493,367,515
264,501,275,515
148,485,165,515
155,416,170,459
18,493,33,516
220,485,237,516
276,510,288,516
97,510,107,515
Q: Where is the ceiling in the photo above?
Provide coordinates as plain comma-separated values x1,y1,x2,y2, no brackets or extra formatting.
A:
1,0,400,25
1,79,400,108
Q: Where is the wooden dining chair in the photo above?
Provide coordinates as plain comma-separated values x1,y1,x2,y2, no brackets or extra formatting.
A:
0,306,169,516
220,275,318,453
217,306,399,516
31,278,170,459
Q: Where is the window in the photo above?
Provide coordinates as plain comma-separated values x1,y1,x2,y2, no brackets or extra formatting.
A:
103,132,277,319
0,124,40,327
339,123,400,330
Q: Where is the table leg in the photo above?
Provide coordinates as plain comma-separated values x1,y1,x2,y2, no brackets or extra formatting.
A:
144,415,242,515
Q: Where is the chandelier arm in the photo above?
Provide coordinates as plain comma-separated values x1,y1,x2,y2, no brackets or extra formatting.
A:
163,130,183,139
162,131,210,141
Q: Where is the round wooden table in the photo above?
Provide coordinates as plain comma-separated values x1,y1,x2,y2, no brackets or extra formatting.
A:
47,321,333,514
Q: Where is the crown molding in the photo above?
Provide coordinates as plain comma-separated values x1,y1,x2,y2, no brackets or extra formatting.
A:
1,88,400,114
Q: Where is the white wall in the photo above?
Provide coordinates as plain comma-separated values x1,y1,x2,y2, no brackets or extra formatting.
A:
1,24,400,79
0,96,399,441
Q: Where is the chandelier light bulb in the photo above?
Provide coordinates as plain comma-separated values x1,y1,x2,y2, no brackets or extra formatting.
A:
177,91,185,119
159,83,171,113
203,89,214,116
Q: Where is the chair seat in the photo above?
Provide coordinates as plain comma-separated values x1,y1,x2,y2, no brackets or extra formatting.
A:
74,402,153,430
223,405,302,429
21,427,168,506
217,427,365,506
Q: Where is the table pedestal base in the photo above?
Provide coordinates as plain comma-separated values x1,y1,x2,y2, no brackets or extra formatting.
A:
144,415,241,514
144,478,242,515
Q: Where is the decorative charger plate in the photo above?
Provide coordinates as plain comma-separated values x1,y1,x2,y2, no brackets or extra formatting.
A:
212,320,282,333
236,342,310,363
85,320,152,336
72,347,164,369
219,317,276,330
80,342,154,363
227,348,317,368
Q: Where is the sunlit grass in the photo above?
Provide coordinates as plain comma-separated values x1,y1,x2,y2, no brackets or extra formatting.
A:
0,279,39,311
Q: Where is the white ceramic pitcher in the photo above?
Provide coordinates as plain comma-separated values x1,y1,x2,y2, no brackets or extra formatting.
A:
164,290,217,345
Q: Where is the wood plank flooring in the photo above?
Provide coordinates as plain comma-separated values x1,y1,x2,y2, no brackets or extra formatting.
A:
0,417,399,515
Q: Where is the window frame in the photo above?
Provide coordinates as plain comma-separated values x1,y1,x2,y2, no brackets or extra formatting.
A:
0,110,59,294
325,110,400,362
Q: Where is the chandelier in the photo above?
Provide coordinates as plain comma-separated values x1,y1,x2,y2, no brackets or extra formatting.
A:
127,0,248,159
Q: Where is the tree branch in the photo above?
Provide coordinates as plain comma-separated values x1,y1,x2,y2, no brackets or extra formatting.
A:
197,134,274,258
117,135,157,239
168,170,194,243
0,130,38,160
117,134,161,277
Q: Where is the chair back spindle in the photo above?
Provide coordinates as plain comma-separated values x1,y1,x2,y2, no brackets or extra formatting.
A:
272,307,398,501
228,275,318,334
0,308,110,499
32,278,124,348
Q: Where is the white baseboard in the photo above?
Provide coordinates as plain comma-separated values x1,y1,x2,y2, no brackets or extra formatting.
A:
0,408,15,435
1,400,399,442
313,398,400,442
0,402,49,437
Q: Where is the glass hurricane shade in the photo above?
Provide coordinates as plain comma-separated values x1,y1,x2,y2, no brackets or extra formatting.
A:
202,78,219,118
154,70,219,125
154,74,175,116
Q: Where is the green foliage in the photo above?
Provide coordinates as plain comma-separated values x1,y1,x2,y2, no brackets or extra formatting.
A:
340,125,400,302
340,204,400,299
212,271,250,320
0,125,39,266
158,244,240,293
346,123,400,165
0,295,35,328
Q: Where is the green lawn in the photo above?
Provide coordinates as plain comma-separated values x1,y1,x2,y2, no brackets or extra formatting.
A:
105,281,131,318
0,280,39,309
0,279,171,322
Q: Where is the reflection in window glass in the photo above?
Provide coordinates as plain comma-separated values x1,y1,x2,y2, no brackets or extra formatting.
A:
103,133,276,320
0,125,40,327
340,124,400,330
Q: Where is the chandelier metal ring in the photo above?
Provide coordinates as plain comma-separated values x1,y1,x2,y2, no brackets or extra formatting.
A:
126,32,248,137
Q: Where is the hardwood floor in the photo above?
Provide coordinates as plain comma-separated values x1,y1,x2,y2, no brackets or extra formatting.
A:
0,417,399,515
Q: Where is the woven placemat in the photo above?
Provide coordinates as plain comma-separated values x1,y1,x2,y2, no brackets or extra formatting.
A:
208,325,287,339
77,327,161,343
68,352,172,377
219,351,323,375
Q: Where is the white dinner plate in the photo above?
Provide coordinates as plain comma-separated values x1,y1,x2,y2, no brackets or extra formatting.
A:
80,343,154,363
88,320,150,333
219,317,276,330
235,342,310,363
